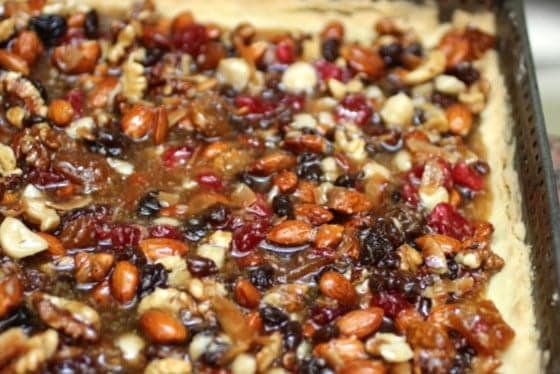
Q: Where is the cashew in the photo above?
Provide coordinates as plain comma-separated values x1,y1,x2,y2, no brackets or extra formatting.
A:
290,113,317,130
145,358,192,374
137,287,195,317
107,158,135,176
231,353,257,374
0,217,48,259
366,333,414,363
403,50,446,85
419,185,449,212
217,58,252,91
380,92,414,129
281,62,317,93
65,117,96,140
116,333,145,362
0,143,21,177
435,74,466,95
22,185,60,232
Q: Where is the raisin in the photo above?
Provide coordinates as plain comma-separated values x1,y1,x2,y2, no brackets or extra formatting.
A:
321,38,341,62
46,354,99,374
404,43,423,57
187,256,218,278
137,263,168,298
0,306,40,334
143,48,166,66
182,216,208,242
84,10,99,39
431,92,458,108
379,43,403,67
282,320,303,350
206,204,230,226
296,153,323,182
369,268,419,298
86,128,129,157
137,190,161,217
448,62,480,85
370,292,411,319
334,174,357,188
297,358,331,374
248,264,275,290
312,324,340,344
260,305,289,332
272,194,293,217
360,229,399,268
29,14,67,46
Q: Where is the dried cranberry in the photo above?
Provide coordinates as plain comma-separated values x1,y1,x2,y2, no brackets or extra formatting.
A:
335,93,372,126
60,28,85,44
279,94,305,112
246,194,273,218
161,145,194,168
29,170,69,189
137,263,168,298
235,95,276,115
370,292,411,319
315,59,348,82
310,304,348,326
148,225,182,240
275,39,296,64
196,171,224,191
232,220,270,253
63,90,84,117
426,203,473,241
172,23,208,56
187,256,218,277
452,162,485,191
111,224,142,248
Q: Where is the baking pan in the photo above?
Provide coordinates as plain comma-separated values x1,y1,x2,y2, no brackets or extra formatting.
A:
436,0,560,372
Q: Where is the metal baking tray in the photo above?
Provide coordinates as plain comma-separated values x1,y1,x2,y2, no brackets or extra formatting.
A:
435,0,560,372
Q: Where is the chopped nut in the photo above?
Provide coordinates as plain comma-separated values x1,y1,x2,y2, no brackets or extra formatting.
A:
397,244,423,272
145,358,192,374
108,22,139,63
197,243,226,269
281,62,317,93
217,57,252,91
65,117,96,140
366,333,414,363
256,332,283,372
380,92,414,128
6,106,25,128
290,113,317,130
33,292,101,341
0,18,15,43
334,129,367,161
121,50,147,102
138,287,196,317
116,333,145,362
0,143,21,177
0,217,49,259
4,329,59,374
419,185,449,212
107,158,135,175
0,71,47,117
403,50,446,85
435,74,466,95
21,185,60,232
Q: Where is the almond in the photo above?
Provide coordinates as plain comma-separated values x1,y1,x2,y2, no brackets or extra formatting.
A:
121,104,156,139
139,238,188,261
0,50,29,75
293,204,333,225
314,224,344,249
336,307,384,338
247,152,296,176
267,220,312,246
319,271,357,305
394,308,423,334
234,278,261,309
314,337,366,368
139,310,188,344
341,45,384,79
415,234,461,255
110,261,139,304
283,135,327,154
272,171,298,193
326,188,373,214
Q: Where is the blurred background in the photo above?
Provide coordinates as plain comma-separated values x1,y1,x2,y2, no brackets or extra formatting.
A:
526,0,560,136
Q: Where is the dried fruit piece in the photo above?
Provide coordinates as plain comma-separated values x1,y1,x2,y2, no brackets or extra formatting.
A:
326,188,373,214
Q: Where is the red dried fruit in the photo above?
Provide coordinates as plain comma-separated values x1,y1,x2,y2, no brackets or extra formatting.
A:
310,304,349,325
335,93,372,126
315,59,350,82
149,225,182,240
370,292,411,319
246,194,273,218
29,170,70,189
452,161,485,191
63,90,84,117
235,95,276,115
111,224,142,248
426,202,473,241
161,145,195,168
196,171,224,190
280,93,305,112
275,39,296,64
172,23,208,56
232,220,270,253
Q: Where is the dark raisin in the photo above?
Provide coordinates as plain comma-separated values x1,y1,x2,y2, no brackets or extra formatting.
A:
378,315,397,333
84,10,99,39
260,305,289,332
312,324,340,344
418,297,432,317
30,79,48,102
310,304,349,326
378,73,409,96
200,340,229,367
187,256,218,278
296,153,323,182
86,127,129,157
321,38,340,62
144,48,166,66
137,263,168,298
448,61,480,85
412,108,426,126
446,259,459,280
404,43,423,57
384,206,425,239
114,246,147,268
298,358,332,374
369,268,419,297
0,306,40,334
379,43,403,67
137,190,161,217
431,92,458,108
46,354,99,374
282,320,303,350
182,216,208,242
205,204,230,226
29,14,67,46
272,194,293,217
248,264,275,290
359,218,404,268
391,190,401,203
334,174,356,188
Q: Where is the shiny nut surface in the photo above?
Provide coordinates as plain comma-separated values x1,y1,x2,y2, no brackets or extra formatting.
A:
336,307,384,338
319,271,357,305
139,309,188,344
121,104,156,139
111,261,139,304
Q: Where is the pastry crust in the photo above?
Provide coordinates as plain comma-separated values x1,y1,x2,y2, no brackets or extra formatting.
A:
81,0,542,372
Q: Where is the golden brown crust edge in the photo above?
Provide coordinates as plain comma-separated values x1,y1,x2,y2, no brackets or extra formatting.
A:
81,0,544,372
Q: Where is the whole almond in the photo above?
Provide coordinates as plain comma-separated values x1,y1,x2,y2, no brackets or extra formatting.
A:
336,307,384,338
394,308,423,334
139,309,187,344
0,50,29,75
267,220,312,246
234,278,261,309
314,224,344,249
247,152,296,176
121,104,156,139
139,238,188,261
326,188,373,215
319,271,357,305
337,359,387,374
314,337,366,367
272,171,298,193
110,261,139,304
294,204,333,225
